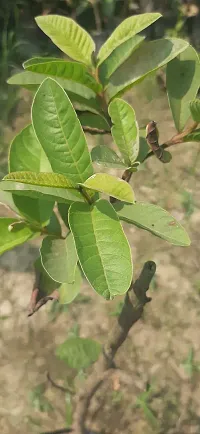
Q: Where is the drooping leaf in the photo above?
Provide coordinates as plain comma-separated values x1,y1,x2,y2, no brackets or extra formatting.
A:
114,202,191,246
183,128,200,142
25,60,102,93
166,45,200,132
0,218,39,255
108,98,139,165
0,181,83,203
99,35,145,84
79,174,134,203
97,13,161,65
7,71,101,115
91,145,126,168
40,233,78,283
59,266,82,304
69,199,133,299
5,172,75,189
106,38,189,100
35,15,95,66
190,99,200,123
56,337,101,369
79,113,110,132
32,78,93,183
9,124,53,225
35,257,59,295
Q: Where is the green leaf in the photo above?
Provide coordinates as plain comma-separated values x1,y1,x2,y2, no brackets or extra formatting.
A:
190,99,200,123
40,233,78,283
0,218,39,255
184,128,200,142
106,38,189,100
35,257,59,295
32,78,93,183
46,212,62,237
91,145,126,168
25,60,102,93
79,113,110,131
108,98,139,165
5,172,75,189
56,337,101,369
97,13,161,65
23,57,60,68
59,266,82,304
79,174,134,203
99,35,145,84
35,15,95,66
114,202,191,246
12,195,53,226
0,181,83,203
7,71,101,115
166,45,200,132
69,199,133,299
0,191,20,215
58,203,70,227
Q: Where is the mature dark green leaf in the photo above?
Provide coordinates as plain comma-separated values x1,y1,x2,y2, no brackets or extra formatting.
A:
114,202,191,246
0,218,39,255
59,266,82,304
79,113,110,131
91,145,126,168
166,45,200,132
106,38,189,100
35,257,59,295
58,203,70,227
108,98,139,165
0,181,83,203
99,35,145,84
35,15,95,66
137,135,149,163
25,60,102,93
184,128,200,142
5,172,75,189
69,199,133,299
79,174,135,203
12,195,53,226
0,191,20,215
40,233,78,283
46,212,62,237
190,99,200,123
56,337,101,369
97,13,161,65
32,78,93,183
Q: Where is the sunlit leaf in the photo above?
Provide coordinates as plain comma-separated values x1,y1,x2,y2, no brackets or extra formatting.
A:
4,172,75,189
59,266,82,304
0,218,39,255
79,173,134,203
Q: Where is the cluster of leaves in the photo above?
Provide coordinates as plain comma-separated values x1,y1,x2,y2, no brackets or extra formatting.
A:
1,12,200,306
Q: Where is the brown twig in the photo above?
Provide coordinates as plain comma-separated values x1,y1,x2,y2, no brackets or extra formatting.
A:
72,261,156,434
41,429,72,434
47,372,74,394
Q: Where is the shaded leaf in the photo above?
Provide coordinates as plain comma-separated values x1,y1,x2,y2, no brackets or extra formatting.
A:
114,202,191,246
166,45,200,132
12,195,53,226
98,13,161,65
35,15,95,66
58,203,70,227
91,145,126,168
106,38,189,100
190,99,200,122
109,98,139,165
46,212,62,237
0,218,39,255
69,199,133,299
32,78,93,183
5,172,75,189
79,173,134,203
56,337,101,369
79,113,110,131
40,233,78,283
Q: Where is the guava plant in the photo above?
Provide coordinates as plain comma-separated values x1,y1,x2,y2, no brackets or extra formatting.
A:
1,12,200,433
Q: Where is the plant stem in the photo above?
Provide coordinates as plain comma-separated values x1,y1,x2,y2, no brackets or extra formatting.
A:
78,186,93,205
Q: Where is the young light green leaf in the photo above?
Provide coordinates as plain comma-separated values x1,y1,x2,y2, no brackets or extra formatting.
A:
25,60,102,93
79,174,134,203
99,35,145,84
23,57,61,68
97,13,161,65
114,202,191,246
109,98,139,165
79,113,110,132
0,218,39,255
69,199,133,299
166,45,200,132
183,128,200,142
59,266,82,304
0,181,83,203
32,78,93,183
56,337,101,369
35,15,95,66
4,172,75,189
190,99,200,123
91,145,126,168
40,233,78,284
106,38,189,100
